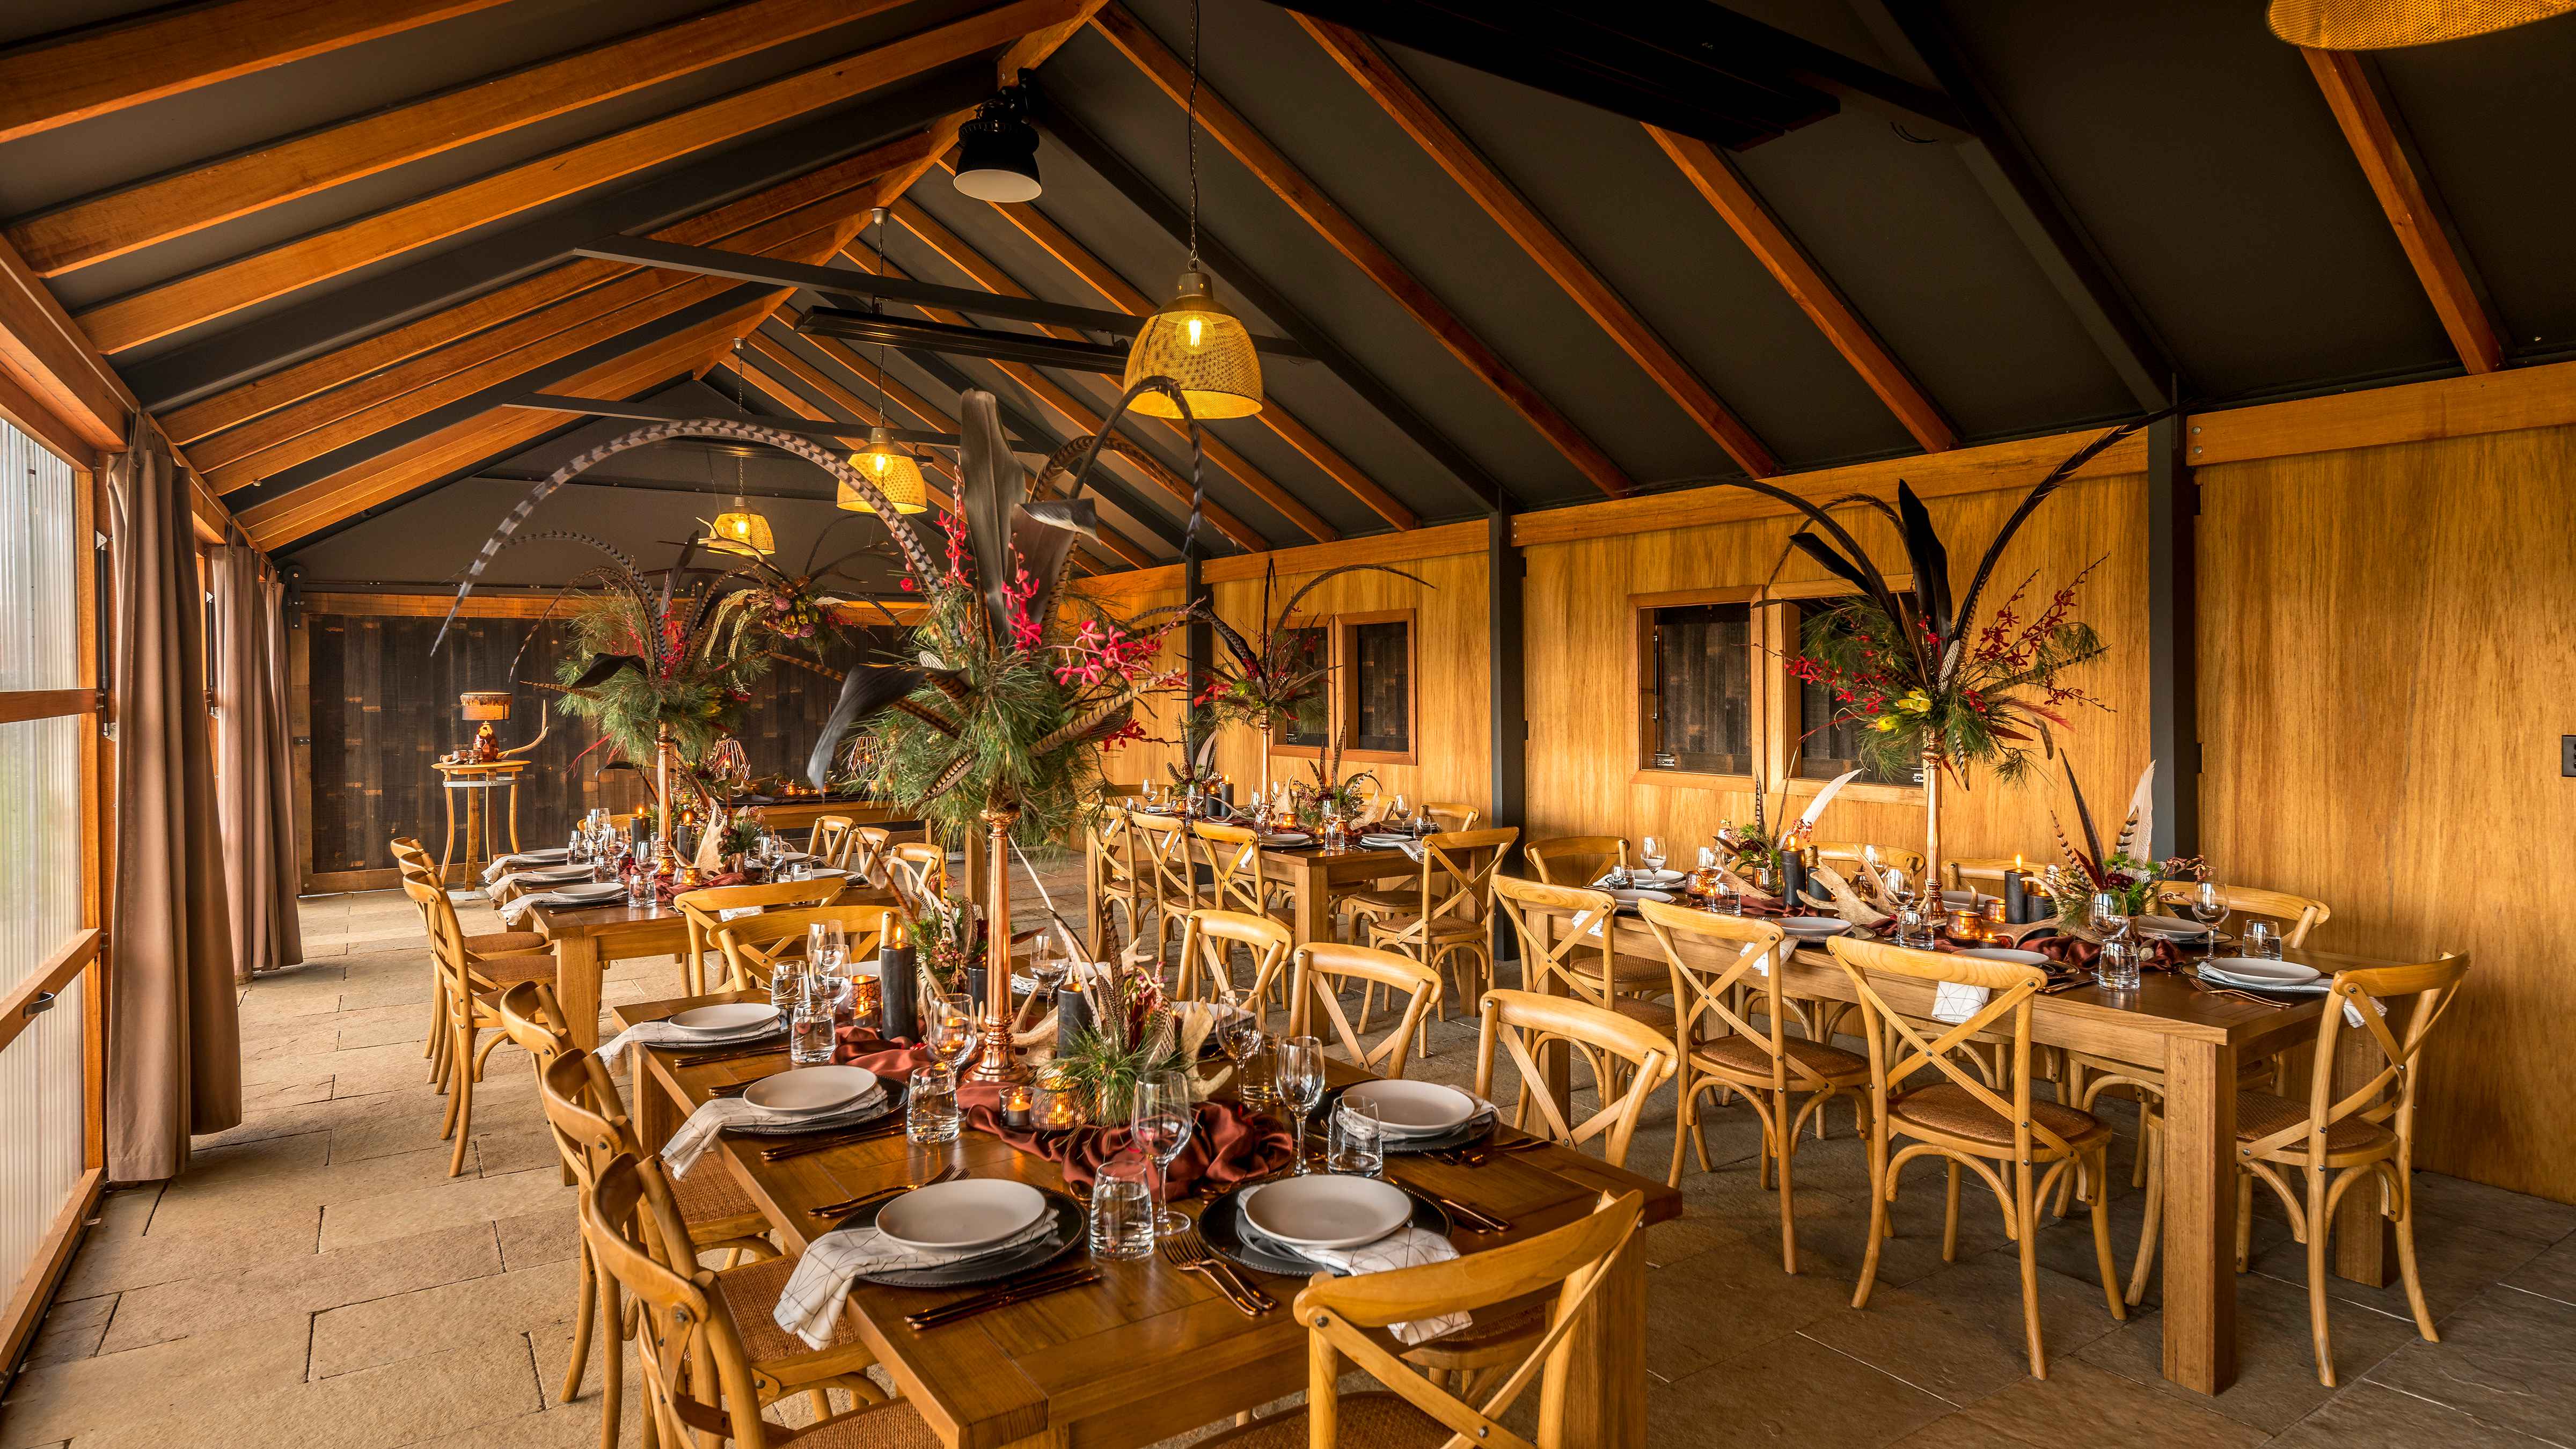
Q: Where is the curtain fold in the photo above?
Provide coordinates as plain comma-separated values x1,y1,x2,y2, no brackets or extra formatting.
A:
213,544,303,979
107,426,240,1181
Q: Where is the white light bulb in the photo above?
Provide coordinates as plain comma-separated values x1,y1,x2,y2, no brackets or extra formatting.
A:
1186,317,1203,347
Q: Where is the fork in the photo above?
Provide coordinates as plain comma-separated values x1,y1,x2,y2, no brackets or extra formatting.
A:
1174,1226,1273,1311
808,1164,964,1220
1160,1232,1268,1315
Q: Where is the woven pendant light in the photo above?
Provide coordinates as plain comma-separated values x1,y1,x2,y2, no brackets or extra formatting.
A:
701,498,774,556
843,428,930,514
1124,265,1262,419
2268,0,2576,46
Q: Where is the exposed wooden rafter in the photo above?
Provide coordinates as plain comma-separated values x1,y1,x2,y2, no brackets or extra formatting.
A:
1090,3,1633,498
1646,126,1958,453
2301,48,2504,375
1297,18,1776,480
6,0,915,277
885,200,1340,541
935,157,1419,531
0,0,513,147
73,0,1086,354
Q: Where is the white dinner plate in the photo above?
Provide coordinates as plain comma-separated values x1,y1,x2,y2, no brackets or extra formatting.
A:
670,1002,780,1033
1258,832,1313,846
1938,889,1995,909
1359,833,1416,848
1342,1079,1478,1135
1627,868,1688,886
874,1179,1048,1253
1607,886,1675,907
2202,957,2322,987
548,881,627,902
1240,1176,1412,1251
2134,914,2214,939
742,1065,879,1116
1961,947,2051,967
1779,917,1851,939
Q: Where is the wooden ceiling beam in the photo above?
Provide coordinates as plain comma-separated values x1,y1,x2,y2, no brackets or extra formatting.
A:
8,0,915,278
730,341,961,511
73,0,1086,354
1646,125,1958,453
0,0,511,147
1090,3,1633,499
0,231,128,452
1297,18,1778,481
2301,48,2503,375
884,200,1341,542
242,296,774,548
160,131,938,448
937,157,1419,531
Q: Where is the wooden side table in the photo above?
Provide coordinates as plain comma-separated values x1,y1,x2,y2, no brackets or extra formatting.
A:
433,758,530,880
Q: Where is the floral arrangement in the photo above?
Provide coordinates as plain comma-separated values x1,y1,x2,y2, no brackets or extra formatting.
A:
2039,759,2206,919
1714,765,1863,884
910,895,987,995
1055,956,1183,1117
1194,559,1426,735
1286,735,1378,826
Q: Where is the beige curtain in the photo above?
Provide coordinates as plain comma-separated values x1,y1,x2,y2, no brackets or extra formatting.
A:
212,544,303,978
106,426,240,1181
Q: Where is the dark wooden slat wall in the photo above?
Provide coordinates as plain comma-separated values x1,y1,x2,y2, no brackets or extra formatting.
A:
304,611,884,875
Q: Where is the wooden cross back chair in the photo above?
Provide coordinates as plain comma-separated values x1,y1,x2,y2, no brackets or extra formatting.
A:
1365,827,1518,1025
1825,937,2125,1378
1194,820,1292,923
1291,942,1443,1081
1489,874,1677,1041
2166,954,2464,1387
844,825,894,882
1124,810,1203,957
535,1049,776,1266
2151,880,2332,947
1420,800,1481,832
712,903,899,993
1940,857,2025,895
675,877,849,996
1521,835,1627,888
581,1151,927,1449
807,814,857,864
391,835,547,1081
397,865,556,1176
1198,1190,1646,1449
1084,804,1147,959
883,842,948,913
1175,909,1294,1030
1475,989,1678,1173
1638,901,1872,1248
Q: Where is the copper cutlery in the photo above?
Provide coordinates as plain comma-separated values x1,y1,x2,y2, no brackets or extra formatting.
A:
905,1266,1100,1329
808,1165,964,1220
1160,1234,1268,1316
1170,1227,1272,1313
759,1119,907,1160
675,1042,788,1069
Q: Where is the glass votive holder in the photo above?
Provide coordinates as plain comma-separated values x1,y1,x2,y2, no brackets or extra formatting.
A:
1001,1082,1034,1131
1032,1063,1086,1132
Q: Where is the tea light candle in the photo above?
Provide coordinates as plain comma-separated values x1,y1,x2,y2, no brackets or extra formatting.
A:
1002,1083,1034,1130
1950,905,1986,942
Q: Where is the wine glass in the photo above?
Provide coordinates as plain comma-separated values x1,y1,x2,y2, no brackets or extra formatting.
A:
1883,869,1919,946
1129,1069,1197,1234
1390,793,1409,828
2188,882,2231,956
2091,891,2132,946
927,992,977,1066
1275,1035,1325,1173
1641,836,1667,880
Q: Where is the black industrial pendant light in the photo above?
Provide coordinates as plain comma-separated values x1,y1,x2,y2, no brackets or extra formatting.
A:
953,78,1041,202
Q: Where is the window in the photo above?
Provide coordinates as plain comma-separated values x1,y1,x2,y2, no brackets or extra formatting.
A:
1788,597,1911,786
1640,599,1752,775
1340,611,1414,761
1275,624,1329,748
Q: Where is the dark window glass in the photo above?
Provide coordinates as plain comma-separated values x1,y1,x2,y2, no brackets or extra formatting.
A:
1793,598,1911,785
1644,603,1750,774
1348,620,1410,753
1277,625,1329,748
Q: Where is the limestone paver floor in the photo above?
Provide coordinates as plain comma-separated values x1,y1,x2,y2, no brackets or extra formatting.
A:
7,882,2573,1448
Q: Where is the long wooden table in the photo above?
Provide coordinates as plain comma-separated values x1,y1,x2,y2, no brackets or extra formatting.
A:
1525,903,2400,1397
614,992,1682,1449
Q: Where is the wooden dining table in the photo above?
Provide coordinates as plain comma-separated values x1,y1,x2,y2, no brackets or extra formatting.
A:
612,991,1682,1449
1523,901,2403,1397
1087,822,1421,952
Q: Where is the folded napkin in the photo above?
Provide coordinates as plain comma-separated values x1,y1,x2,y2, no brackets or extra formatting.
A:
489,863,598,895
481,848,569,883
495,881,627,925
596,1014,779,1070
774,1214,1058,1349
663,1085,887,1177
1360,833,1415,849
1236,1184,1466,1344
1930,981,1992,1024
2025,932,2185,972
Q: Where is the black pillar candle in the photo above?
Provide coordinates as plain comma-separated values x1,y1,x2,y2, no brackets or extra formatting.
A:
1056,983,1093,1043
1779,852,1806,911
2003,870,2028,926
879,931,918,1042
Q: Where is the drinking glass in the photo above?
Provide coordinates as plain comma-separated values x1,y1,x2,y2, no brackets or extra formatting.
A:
1641,836,1667,877
1275,1036,1325,1172
2189,882,2231,955
1231,1028,1278,1109
809,923,852,1019
790,973,837,1066
1883,869,1917,945
625,851,655,905
1129,1069,1197,1233
1328,1097,1385,1177
1390,793,1409,827
770,958,807,1019
2098,938,2142,991
906,1059,961,1143
1708,878,1742,917
1088,1147,1157,1259
2244,920,2282,960
566,829,588,865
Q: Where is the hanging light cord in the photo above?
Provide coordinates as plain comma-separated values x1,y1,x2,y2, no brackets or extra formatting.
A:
1185,0,1201,270
870,213,892,421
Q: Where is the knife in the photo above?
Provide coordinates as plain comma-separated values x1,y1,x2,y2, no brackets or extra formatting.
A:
1428,1192,1509,1232
759,1121,907,1160
675,1043,788,1069
905,1268,1100,1329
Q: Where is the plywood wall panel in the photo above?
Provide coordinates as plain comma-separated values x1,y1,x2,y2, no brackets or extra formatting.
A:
2199,427,2576,1202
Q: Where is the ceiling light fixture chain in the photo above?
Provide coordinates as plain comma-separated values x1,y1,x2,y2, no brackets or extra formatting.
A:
1119,0,1261,421
839,205,931,517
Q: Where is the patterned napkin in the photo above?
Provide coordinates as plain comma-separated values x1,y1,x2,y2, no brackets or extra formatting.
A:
1235,1183,1466,1344
488,863,597,896
481,848,568,883
662,1084,888,1176
595,1014,779,1070
494,880,627,925
773,1214,1058,1349
1930,982,1992,1024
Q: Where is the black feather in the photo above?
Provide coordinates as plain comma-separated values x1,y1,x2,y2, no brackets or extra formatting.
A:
2062,756,2105,868
1954,409,2173,634
1893,482,1953,642
566,653,647,691
1787,532,1879,600
807,664,928,789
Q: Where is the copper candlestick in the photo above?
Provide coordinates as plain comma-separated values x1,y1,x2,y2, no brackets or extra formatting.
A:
968,803,1029,1085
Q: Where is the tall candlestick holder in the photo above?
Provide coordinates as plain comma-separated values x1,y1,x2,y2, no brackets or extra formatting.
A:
968,803,1029,1085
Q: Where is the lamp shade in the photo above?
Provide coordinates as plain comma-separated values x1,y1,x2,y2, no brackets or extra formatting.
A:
2267,0,2576,45
1123,266,1262,419
842,428,931,514
460,691,512,721
701,507,774,556
954,91,1042,202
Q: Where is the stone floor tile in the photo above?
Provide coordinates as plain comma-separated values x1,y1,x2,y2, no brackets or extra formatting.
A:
102,1221,503,1355
1798,1278,2041,1407
1933,1357,2265,1448
20,1294,114,1368
2502,1235,2576,1307
496,1206,580,1271
0,1311,316,1444
2074,1260,2422,1432
238,1074,338,1111
1648,1331,1950,1448
1637,1236,1853,1381
61,1211,320,1298
74,1333,545,1449
2249,1211,2548,1323
474,1125,564,1177
311,1256,580,1378
2365,1284,2576,1444
2411,1171,2576,1246
319,1166,574,1254
2267,1381,2568,1449
1876,1245,2132,1372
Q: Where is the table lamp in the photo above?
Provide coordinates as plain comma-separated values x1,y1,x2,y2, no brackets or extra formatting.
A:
459,691,510,762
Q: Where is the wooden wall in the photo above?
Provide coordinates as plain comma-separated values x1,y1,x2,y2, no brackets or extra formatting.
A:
1519,470,2151,869
2199,425,2576,1200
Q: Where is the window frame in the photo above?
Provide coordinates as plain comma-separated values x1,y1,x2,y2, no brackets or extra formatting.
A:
1267,617,1333,756
1335,608,1418,766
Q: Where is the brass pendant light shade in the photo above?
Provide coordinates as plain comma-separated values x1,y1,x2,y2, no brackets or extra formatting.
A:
843,427,931,514
701,501,775,556
2267,0,2576,46
1123,265,1263,419
459,691,512,721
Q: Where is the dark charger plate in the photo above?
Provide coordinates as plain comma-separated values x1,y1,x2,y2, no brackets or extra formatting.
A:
1318,1084,1495,1155
844,1187,1087,1288
1198,1180,1452,1278
722,1082,908,1137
